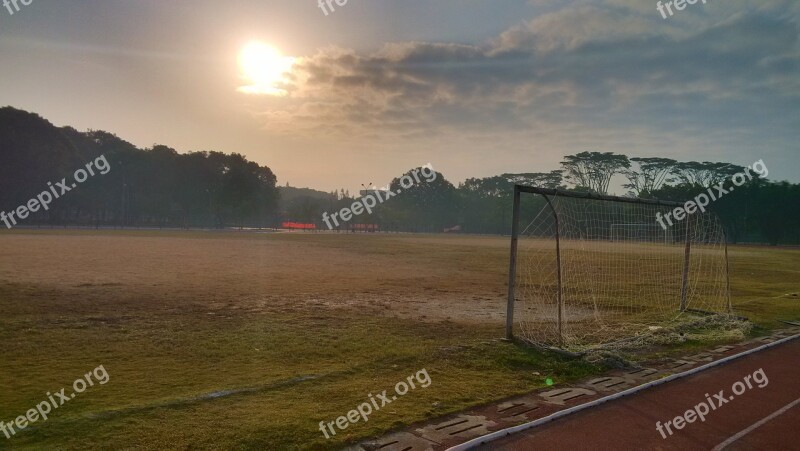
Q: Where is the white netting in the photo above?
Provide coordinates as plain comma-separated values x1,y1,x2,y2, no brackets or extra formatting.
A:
513,192,731,351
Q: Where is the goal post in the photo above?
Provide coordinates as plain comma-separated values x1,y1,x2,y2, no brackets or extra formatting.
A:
506,185,732,349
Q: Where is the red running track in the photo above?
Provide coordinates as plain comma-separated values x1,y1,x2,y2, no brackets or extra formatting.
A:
480,338,800,450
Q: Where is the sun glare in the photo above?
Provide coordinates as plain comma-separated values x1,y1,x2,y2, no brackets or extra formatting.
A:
237,42,295,96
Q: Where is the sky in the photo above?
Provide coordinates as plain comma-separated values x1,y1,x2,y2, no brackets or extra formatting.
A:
0,0,798,194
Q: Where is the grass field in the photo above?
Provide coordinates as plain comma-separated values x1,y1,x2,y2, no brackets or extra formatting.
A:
1,230,798,450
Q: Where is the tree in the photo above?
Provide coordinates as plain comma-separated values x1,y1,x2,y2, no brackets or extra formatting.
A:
502,171,563,189
460,176,512,198
0,108,81,214
748,182,798,245
623,157,677,196
0,107,280,228
456,176,507,233
560,152,630,194
388,167,458,231
671,161,744,187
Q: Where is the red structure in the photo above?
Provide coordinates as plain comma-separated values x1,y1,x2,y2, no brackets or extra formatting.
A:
282,222,316,230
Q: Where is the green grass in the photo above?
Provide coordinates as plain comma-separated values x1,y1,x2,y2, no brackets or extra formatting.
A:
727,245,800,326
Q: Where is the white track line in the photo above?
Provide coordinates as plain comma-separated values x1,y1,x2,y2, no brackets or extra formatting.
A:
710,397,800,451
446,332,800,451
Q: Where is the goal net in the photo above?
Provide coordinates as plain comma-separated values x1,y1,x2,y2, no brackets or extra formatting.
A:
507,186,732,350
610,223,671,243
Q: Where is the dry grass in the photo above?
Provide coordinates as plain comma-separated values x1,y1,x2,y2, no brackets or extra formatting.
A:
0,230,797,449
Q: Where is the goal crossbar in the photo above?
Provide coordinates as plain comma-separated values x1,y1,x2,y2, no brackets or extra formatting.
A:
513,185,685,207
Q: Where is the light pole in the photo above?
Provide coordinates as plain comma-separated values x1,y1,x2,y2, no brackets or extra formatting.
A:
360,182,373,197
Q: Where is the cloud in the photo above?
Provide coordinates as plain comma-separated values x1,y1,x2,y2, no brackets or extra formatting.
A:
248,0,799,167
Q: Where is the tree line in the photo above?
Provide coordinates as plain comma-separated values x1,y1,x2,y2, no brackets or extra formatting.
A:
1,108,278,228
1,108,798,244
283,152,800,245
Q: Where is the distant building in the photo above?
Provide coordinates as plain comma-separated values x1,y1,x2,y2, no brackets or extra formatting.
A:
282,222,316,230
350,223,380,232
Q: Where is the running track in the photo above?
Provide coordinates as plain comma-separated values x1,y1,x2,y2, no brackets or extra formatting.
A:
479,338,800,450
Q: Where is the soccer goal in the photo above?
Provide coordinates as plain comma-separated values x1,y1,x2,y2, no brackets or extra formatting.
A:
506,185,732,350
609,223,671,244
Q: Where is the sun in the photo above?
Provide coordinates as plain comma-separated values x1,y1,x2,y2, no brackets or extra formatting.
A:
237,42,296,96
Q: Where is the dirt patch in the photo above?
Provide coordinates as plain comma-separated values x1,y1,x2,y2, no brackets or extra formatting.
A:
0,231,510,323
